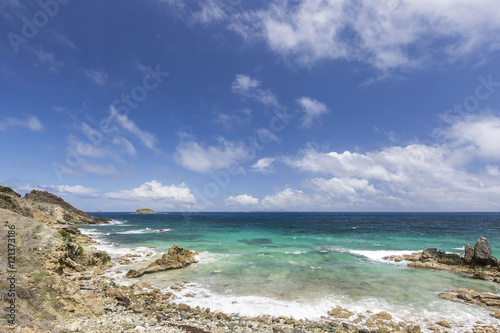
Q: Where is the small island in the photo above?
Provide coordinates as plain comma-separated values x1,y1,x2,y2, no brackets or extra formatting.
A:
135,208,159,214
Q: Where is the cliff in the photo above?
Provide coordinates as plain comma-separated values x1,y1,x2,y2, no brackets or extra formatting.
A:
0,186,112,331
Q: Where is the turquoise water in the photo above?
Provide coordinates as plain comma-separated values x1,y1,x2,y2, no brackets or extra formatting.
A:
81,212,500,328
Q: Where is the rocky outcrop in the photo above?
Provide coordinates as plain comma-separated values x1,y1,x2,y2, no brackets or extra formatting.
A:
440,288,500,320
384,237,500,283
126,244,199,278
0,185,32,216
25,190,109,224
473,237,497,266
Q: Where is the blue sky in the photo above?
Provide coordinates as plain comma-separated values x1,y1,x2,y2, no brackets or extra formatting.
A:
1,0,500,212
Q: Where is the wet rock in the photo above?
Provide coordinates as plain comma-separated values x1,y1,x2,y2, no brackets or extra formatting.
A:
436,321,451,328
126,244,199,278
376,311,393,321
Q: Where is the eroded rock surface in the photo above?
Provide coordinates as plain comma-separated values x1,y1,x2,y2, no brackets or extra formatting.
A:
126,244,199,278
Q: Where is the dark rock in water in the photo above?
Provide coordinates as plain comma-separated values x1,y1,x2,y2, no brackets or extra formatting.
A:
421,248,463,265
238,238,273,245
126,244,198,278
464,244,474,263
474,237,497,266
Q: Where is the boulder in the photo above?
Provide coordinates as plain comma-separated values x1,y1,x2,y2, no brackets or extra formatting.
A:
474,237,497,266
126,244,198,278
464,244,474,263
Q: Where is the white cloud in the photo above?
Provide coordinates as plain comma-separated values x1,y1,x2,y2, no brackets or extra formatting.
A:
112,136,137,156
29,46,63,73
446,113,500,160
226,194,259,206
229,0,500,71
110,106,157,149
35,185,100,197
105,180,195,203
232,74,280,108
214,109,251,128
307,177,376,196
175,137,251,173
297,97,329,128
85,69,109,86
284,112,500,210
0,115,43,132
256,128,280,144
251,157,275,173
261,188,314,210
192,0,227,23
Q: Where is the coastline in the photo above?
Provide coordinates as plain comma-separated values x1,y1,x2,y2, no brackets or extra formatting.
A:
74,221,500,333
1,188,500,332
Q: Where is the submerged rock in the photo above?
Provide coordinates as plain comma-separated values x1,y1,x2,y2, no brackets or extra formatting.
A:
126,244,199,278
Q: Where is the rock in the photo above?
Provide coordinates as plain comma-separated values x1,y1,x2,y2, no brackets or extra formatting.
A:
134,326,146,332
436,321,451,328
125,244,199,278
490,312,500,319
421,248,463,265
376,311,393,320
465,244,474,263
177,303,191,312
404,325,421,333
107,288,125,301
474,237,497,266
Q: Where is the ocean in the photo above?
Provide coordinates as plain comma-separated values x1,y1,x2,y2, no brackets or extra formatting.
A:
80,212,500,329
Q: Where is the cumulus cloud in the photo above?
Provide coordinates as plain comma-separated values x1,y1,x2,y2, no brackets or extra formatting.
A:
446,113,500,160
0,115,43,132
175,137,251,173
229,0,500,70
297,97,329,128
105,180,195,203
251,157,275,173
85,69,109,86
284,114,500,210
226,194,259,206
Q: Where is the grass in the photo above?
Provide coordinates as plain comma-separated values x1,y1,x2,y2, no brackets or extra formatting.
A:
57,229,73,242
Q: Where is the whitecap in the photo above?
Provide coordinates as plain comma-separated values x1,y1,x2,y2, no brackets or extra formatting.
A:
116,228,171,235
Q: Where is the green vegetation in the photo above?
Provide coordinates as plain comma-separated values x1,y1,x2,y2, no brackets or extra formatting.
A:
33,271,50,283
0,193,16,205
57,229,74,242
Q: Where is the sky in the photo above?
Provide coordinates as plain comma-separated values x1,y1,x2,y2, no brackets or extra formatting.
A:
1,0,500,212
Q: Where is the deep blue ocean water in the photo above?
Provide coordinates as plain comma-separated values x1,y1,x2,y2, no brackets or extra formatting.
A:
81,212,500,329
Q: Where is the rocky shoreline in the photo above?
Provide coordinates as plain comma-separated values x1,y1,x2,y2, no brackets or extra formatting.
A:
2,186,500,332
